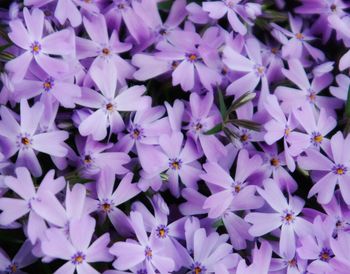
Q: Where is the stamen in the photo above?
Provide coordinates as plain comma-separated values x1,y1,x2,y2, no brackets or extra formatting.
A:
295,33,304,40
319,248,332,262
191,262,207,274
144,246,152,260
156,225,169,239
71,252,86,265
169,158,182,170
281,209,296,225
102,48,110,56
43,77,54,92
270,157,279,167
332,164,347,175
30,41,41,55
187,53,198,62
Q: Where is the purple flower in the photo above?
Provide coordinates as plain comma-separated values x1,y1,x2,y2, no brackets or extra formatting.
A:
245,179,312,259
109,211,175,273
275,59,341,114
0,167,65,243
76,62,150,141
0,100,68,176
76,14,135,85
0,240,37,273
223,38,268,96
42,216,113,274
298,131,350,204
271,13,325,61
138,132,202,197
6,8,74,82
202,0,261,35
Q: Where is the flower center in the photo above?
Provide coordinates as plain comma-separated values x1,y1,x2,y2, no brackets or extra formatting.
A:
84,155,92,164
295,33,304,40
281,210,296,225
145,246,152,260
288,258,297,267
98,199,114,213
187,53,198,62
319,248,332,262
43,77,54,92
171,61,179,70
102,47,110,56
271,47,279,54
191,262,206,274
332,164,347,175
284,127,291,137
71,252,86,265
330,4,337,12
169,158,182,170
105,102,114,112
6,263,18,273
159,28,167,36
240,133,249,142
255,65,265,76
129,124,144,140
17,133,32,149
156,225,169,239
225,0,235,8
270,157,279,167
311,132,323,146
30,41,41,55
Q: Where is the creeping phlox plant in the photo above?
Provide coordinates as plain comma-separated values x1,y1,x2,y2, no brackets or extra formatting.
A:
0,0,350,273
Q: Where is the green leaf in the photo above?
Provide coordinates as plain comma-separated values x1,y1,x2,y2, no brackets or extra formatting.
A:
0,51,14,61
227,92,256,114
204,123,223,135
227,119,261,132
345,85,350,118
160,173,169,181
217,87,227,118
158,0,172,11
212,219,224,229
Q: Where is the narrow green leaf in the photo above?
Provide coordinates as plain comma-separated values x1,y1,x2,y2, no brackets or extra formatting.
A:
0,51,14,61
227,119,261,132
227,92,256,114
345,85,350,118
160,173,169,181
218,87,227,118
204,123,223,135
212,218,224,229
158,0,172,11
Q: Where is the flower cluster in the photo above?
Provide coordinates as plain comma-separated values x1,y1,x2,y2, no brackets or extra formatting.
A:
0,0,350,273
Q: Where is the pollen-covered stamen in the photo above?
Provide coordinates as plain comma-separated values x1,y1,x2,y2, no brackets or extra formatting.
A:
307,90,317,102
169,158,182,170
288,258,297,267
105,102,115,112
270,157,280,167
295,33,304,40
6,262,18,273
159,28,167,36
311,131,323,146
102,47,110,56
330,4,337,12
43,77,54,92
225,0,235,9
319,247,332,262
98,198,114,213
186,53,198,63
271,47,279,54
129,124,144,140
254,64,265,76
30,41,41,55
71,252,86,265
284,127,291,137
240,129,250,143
156,224,169,239
231,182,244,194
332,164,347,175
281,209,296,225
84,155,92,164
144,246,152,260
16,133,33,149
191,262,207,274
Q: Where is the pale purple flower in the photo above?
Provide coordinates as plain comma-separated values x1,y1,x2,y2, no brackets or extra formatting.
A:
330,231,350,273
0,167,65,243
275,59,341,114
330,73,350,101
298,131,350,205
42,216,113,274
76,14,135,85
245,179,312,259
0,100,68,176
5,8,75,82
271,13,325,61
223,38,269,96
110,211,175,273
76,62,150,141
0,240,37,274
